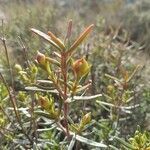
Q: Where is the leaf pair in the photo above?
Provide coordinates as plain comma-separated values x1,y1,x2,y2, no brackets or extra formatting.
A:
31,28,63,51
67,24,94,55
31,23,94,55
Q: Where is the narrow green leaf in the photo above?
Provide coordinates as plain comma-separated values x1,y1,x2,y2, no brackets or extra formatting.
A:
34,110,58,120
65,19,72,41
67,94,102,103
30,28,62,51
67,24,94,55
96,100,139,110
37,80,53,84
46,57,60,67
76,83,91,93
105,74,121,83
114,136,136,149
68,134,76,150
25,86,58,94
76,135,107,148
127,65,140,82
48,31,66,51
109,145,119,150
37,126,56,132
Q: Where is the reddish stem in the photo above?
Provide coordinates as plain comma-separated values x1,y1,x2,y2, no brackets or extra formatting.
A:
61,52,70,138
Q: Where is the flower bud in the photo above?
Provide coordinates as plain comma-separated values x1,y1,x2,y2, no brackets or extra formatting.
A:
72,57,91,80
38,96,59,120
31,64,38,74
107,85,114,93
81,112,91,126
18,91,26,102
36,52,46,65
38,96,49,111
15,64,22,72
36,52,51,74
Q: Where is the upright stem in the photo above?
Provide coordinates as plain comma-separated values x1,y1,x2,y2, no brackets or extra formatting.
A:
0,73,32,143
1,37,14,91
61,52,69,138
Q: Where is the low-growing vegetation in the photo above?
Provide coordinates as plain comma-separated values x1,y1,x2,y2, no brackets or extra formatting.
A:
0,0,150,149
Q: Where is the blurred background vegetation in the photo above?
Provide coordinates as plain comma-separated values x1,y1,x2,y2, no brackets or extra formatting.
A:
0,0,150,76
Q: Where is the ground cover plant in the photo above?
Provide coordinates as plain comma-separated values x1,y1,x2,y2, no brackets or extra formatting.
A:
0,0,150,149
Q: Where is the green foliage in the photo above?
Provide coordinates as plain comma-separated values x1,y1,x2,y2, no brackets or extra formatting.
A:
115,127,150,150
0,0,150,149
129,129,150,149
